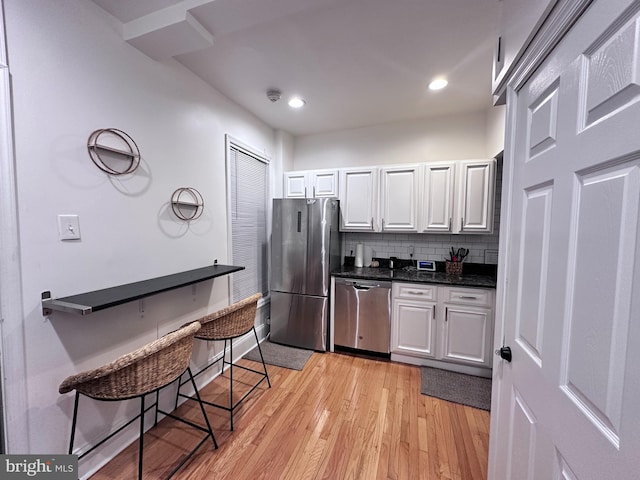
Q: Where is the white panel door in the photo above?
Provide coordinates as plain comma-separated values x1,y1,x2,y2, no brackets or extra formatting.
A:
339,168,378,231
490,0,640,478
380,165,419,232
420,162,455,232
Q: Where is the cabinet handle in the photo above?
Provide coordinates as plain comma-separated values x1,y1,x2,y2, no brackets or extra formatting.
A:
445,307,448,321
460,217,464,231
458,295,478,300
433,305,436,316
497,36,502,63
313,186,316,198
304,187,308,198
382,218,385,229
448,217,452,232
407,290,424,295
370,217,374,230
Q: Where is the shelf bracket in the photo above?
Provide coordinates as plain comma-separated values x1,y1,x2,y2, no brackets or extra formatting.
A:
41,291,93,316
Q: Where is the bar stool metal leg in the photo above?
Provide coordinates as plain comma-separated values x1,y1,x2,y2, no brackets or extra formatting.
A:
138,397,145,480
68,392,80,455
253,327,271,388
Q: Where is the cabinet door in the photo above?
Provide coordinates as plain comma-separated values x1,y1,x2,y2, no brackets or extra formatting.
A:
457,160,496,233
311,170,339,198
380,165,419,232
420,162,455,232
441,304,493,367
391,298,437,358
284,171,308,198
339,168,378,231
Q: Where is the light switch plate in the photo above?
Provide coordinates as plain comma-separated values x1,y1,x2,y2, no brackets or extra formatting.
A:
58,214,81,240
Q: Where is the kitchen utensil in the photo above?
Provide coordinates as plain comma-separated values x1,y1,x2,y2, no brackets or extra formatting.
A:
355,243,364,267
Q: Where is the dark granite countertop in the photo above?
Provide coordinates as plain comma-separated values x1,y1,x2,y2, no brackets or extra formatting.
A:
331,266,496,288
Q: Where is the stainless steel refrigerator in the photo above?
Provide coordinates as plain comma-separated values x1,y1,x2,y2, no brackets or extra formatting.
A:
270,198,341,351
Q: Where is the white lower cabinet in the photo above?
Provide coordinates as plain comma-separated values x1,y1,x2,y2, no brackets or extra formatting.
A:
391,283,437,358
391,283,495,375
441,303,493,367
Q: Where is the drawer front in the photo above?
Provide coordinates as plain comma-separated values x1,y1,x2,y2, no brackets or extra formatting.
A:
442,286,493,307
393,282,437,301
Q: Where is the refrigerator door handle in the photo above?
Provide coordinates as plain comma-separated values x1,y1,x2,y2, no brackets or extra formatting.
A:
297,211,302,232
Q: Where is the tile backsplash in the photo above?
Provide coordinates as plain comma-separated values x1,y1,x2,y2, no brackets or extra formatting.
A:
343,232,499,265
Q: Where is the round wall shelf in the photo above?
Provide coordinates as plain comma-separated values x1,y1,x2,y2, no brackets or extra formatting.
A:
87,128,140,175
171,187,204,220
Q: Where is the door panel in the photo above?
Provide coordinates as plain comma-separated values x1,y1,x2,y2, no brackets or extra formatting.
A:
491,0,640,478
515,183,553,366
562,162,639,445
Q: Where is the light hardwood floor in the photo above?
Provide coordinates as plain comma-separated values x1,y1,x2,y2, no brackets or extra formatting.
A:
90,351,490,479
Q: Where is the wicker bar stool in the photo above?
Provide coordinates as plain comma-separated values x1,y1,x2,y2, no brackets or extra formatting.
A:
176,293,270,430
59,321,217,480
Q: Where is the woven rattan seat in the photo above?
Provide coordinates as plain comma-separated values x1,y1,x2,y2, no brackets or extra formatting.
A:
177,293,270,430
59,321,218,479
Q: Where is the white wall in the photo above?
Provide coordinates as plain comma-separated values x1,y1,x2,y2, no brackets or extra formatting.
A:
486,104,506,157
292,111,489,170
3,0,276,476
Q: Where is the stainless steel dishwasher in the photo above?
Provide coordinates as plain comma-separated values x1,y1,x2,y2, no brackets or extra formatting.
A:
334,277,391,354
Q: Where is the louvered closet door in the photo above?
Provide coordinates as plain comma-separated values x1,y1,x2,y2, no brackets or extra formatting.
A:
490,0,640,478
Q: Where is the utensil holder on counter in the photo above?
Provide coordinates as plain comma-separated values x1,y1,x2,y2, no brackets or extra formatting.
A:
445,261,463,275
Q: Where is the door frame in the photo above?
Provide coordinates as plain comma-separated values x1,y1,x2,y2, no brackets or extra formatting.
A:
0,0,28,453
488,0,594,476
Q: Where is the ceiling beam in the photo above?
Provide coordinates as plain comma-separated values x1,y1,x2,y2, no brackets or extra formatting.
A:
123,4,214,61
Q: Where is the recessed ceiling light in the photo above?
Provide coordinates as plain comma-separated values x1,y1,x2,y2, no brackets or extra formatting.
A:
288,97,306,108
428,78,448,91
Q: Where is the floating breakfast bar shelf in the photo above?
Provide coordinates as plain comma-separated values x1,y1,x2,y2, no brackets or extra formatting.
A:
42,264,244,316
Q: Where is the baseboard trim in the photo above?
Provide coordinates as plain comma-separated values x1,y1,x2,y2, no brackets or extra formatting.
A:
390,353,492,378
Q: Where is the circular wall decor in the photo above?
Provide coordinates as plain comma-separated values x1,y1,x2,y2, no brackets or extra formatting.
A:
171,187,204,220
87,128,140,175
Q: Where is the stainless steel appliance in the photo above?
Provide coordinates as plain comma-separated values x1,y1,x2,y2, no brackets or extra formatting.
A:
270,198,341,351
334,278,391,354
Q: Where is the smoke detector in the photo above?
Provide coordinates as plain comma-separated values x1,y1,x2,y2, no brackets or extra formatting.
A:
267,89,282,102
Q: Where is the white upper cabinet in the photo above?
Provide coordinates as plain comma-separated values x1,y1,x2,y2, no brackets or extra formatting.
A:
284,171,308,198
492,0,558,102
419,162,456,233
290,158,496,234
456,159,496,234
339,167,378,231
284,169,339,198
312,170,339,197
380,165,419,232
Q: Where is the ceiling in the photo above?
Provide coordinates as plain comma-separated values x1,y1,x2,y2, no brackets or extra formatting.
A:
93,0,500,136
